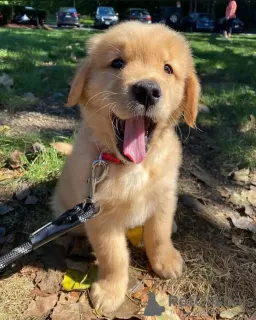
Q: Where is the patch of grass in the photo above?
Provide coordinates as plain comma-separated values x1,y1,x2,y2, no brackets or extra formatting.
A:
0,132,72,183
184,33,256,169
0,27,98,104
80,16,94,26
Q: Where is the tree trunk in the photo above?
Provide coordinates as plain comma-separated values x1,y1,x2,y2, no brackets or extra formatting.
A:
33,0,40,28
194,0,198,12
189,0,193,13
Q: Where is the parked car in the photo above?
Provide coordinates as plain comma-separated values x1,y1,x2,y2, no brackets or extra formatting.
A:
12,6,46,25
121,8,152,24
151,6,183,29
94,6,118,28
57,7,80,28
180,12,215,32
217,17,244,33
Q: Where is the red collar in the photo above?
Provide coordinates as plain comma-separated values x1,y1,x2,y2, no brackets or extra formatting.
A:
101,152,121,164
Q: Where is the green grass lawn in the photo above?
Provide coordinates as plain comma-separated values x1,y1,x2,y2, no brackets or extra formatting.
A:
0,28,256,188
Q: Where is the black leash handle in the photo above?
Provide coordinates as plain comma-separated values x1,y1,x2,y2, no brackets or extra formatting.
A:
0,154,109,272
0,201,99,271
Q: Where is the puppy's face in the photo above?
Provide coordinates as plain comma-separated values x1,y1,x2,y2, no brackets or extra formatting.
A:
67,22,200,163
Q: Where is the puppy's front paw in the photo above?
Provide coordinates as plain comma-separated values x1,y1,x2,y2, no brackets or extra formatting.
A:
90,278,127,314
151,245,183,279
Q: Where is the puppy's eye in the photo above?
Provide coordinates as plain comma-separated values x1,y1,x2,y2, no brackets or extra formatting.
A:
164,64,173,75
111,59,125,69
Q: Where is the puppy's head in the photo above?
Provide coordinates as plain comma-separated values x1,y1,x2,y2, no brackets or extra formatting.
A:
67,22,200,164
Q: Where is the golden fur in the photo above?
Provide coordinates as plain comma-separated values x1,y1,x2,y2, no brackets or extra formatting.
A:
52,21,200,313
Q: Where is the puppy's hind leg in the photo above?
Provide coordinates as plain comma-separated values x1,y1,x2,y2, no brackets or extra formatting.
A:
143,193,183,279
85,216,129,314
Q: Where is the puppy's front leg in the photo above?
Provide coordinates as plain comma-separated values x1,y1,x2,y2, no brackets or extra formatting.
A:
86,218,129,313
144,195,183,279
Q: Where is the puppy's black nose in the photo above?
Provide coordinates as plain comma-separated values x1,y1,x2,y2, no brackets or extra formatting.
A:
132,80,161,109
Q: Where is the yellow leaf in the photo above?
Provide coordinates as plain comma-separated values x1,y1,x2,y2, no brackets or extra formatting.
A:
126,226,143,247
62,266,98,291
0,125,11,132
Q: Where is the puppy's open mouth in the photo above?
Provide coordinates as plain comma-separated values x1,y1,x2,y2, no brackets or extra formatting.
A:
112,114,156,164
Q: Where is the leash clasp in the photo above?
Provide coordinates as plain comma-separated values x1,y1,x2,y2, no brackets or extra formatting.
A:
87,153,109,203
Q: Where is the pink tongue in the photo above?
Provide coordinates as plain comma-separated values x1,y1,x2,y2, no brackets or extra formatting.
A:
123,117,146,164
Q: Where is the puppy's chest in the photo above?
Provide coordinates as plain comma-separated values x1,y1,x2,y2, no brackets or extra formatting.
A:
95,166,164,227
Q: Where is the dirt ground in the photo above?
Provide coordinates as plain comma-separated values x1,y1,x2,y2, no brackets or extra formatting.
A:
0,104,256,320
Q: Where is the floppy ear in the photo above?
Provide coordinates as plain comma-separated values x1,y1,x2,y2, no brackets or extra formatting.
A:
66,59,90,107
66,34,103,107
184,71,201,128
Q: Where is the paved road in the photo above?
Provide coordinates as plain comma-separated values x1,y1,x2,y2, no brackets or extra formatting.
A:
48,24,97,31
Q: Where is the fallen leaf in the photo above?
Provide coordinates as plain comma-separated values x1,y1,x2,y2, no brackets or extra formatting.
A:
62,266,98,291
132,287,150,304
58,292,80,304
9,150,25,169
127,226,144,247
51,142,73,156
248,190,256,207
32,142,45,154
228,191,248,206
232,168,250,184
220,305,244,319
104,296,139,319
38,269,63,294
217,187,231,198
51,302,96,320
0,125,11,132
144,279,153,289
0,202,14,215
231,216,256,233
25,293,58,317
20,263,42,275
190,165,218,188
0,73,14,90
31,287,50,297
244,204,255,218
25,195,38,205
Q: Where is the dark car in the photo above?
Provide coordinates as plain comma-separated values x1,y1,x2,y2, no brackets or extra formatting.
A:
121,8,152,24
151,6,183,29
94,6,118,28
217,17,244,33
180,12,215,32
12,6,46,25
57,7,80,28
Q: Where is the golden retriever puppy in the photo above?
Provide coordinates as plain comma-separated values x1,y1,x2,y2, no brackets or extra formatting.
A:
52,21,200,313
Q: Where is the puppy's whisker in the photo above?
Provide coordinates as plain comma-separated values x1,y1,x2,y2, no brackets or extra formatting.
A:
85,91,116,108
87,101,115,121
